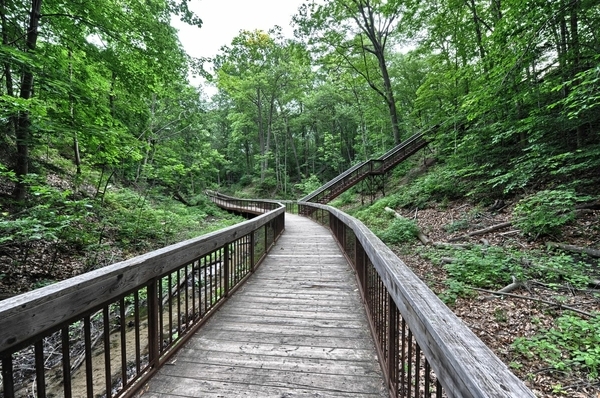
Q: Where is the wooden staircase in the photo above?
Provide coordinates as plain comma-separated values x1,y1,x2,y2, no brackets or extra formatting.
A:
300,131,429,204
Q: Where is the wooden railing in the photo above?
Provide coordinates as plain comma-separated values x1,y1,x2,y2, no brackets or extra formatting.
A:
299,202,535,398
206,190,298,215
0,200,285,398
300,131,429,204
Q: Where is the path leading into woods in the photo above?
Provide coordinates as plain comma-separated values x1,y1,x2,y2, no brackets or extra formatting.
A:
139,214,386,397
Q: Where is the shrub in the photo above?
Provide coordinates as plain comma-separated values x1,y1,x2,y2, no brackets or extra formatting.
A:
387,166,466,209
443,245,524,290
377,217,419,245
513,189,580,238
294,174,322,196
513,314,600,380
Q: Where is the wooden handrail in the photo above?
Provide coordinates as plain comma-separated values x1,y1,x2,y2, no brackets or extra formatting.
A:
299,201,535,398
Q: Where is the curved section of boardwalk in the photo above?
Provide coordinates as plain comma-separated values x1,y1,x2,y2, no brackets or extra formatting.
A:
140,214,386,397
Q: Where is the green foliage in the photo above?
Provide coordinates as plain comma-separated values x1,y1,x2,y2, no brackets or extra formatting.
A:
383,166,466,209
549,59,600,120
377,217,419,245
513,190,581,238
294,174,322,196
330,190,355,207
444,219,470,233
350,201,417,245
531,253,591,290
100,189,241,251
513,315,600,380
440,280,476,305
443,245,523,289
444,207,484,233
423,243,592,304
0,176,95,249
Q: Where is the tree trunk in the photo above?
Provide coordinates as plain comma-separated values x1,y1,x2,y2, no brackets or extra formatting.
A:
262,94,276,183
376,49,400,145
348,0,402,145
1,0,17,139
256,88,265,181
13,0,43,201
69,49,81,174
284,113,302,178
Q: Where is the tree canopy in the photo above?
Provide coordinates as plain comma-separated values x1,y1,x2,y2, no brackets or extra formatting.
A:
0,0,598,201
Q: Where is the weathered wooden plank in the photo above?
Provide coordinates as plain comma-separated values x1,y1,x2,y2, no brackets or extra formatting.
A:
199,321,373,340
145,374,382,398
217,307,365,321
188,329,370,349
230,289,359,300
157,363,384,394
211,314,364,330
222,298,358,312
172,349,380,376
184,339,377,361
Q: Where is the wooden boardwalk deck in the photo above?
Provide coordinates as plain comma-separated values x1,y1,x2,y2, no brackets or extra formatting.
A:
139,213,386,398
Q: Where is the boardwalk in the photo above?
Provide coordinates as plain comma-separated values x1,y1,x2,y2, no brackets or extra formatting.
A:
140,213,386,398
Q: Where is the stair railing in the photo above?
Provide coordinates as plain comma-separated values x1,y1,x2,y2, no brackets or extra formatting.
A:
300,130,430,204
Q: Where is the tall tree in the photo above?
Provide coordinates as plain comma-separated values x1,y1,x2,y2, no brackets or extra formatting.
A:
294,0,406,144
214,29,297,184
0,0,202,201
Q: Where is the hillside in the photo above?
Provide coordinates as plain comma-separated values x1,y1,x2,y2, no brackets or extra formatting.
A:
0,152,244,299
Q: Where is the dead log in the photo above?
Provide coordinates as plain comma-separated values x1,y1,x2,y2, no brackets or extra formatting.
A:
432,242,471,249
448,221,513,242
547,242,600,258
384,207,431,245
576,199,600,210
417,231,431,245
499,230,520,236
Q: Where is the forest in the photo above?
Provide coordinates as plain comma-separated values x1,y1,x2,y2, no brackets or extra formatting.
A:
0,0,599,396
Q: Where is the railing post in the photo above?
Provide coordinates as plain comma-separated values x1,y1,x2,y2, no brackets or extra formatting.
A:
147,279,160,369
250,231,256,272
356,242,367,296
224,244,230,296
387,294,398,396
2,356,15,398
264,224,268,255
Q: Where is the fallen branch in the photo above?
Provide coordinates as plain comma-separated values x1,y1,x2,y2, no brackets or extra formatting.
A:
576,199,600,210
448,221,513,242
497,276,523,294
384,207,431,245
417,231,431,245
472,287,594,317
499,230,520,236
432,242,471,249
547,242,600,258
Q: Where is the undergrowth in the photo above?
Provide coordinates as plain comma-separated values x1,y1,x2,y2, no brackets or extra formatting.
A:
0,170,243,276
421,245,592,305
514,314,600,380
